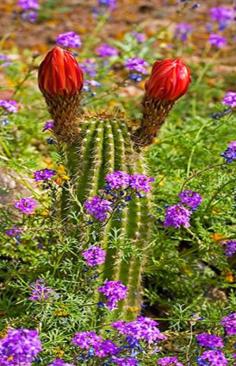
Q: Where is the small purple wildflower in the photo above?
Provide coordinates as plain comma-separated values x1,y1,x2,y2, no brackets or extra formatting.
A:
197,350,228,366
34,168,56,181
0,54,12,67
196,333,224,349
48,359,75,366
98,0,116,10
94,339,119,358
0,328,42,365
21,10,38,22
124,57,148,74
56,32,81,48
105,171,130,190
222,91,236,108
175,23,192,41
131,32,146,43
221,141,236,163
18,0,39,10
98,280,127,310
129,174,154,193
84,196,112,222
5,227,22,237
96,44,118,57
210,7,234,30
82,245,106,267
81,59,97,78
43,120,54,132
164,204,192,228
209,34,227,48
111,356,138,366
112,316,167,344
0,100,18,113
72,331,102,349
179,190,202,209
14,197,38,215
157,356,184,366
223,240,236,257
29,279,54,302
221,313,236,335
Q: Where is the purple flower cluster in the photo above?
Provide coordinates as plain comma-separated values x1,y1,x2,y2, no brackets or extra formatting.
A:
56,32,81,48
131,32,146,43
43,120,54,132
96,44,118,57
105,171,154,193
197,350,228,366
157,356,183,366
72,331,119,358
196,333,224,349
222,91,236,108
14,197,38,215
81,59,97,78
112,316,167,344
49,359,75,366
5,226,22,237
0,54,12,67
210,7,234,30
221,313,236,335
0,328,42,365
164,204,191,229
179,190,202,210
98,0,116,10
112,356,138,366
84,196,112,222
209,34,227,48
18,0,39,22
34,168,56,181
82,245,106,266
124,58,148,74
221,141,236,163
29,279,54,302
98,280,127,310
223,240,236,257
175,23,192,41
0,100,18,113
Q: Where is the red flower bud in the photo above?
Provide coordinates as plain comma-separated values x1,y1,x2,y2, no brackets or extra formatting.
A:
145,58,191,101
38,46,83,96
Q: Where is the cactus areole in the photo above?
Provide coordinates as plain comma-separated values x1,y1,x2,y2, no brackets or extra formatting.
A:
38,48,190,319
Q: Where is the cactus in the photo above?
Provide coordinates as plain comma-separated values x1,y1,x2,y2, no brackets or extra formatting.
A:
38,47,190,320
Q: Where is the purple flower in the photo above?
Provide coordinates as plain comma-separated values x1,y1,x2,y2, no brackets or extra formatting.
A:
222,91,236,108
111,356,138,366
43,120,54,131
124,57,148,74
210,7,234,30
196,333,224,349
96,44,118,57
209,34,227,48
0,100,18,113
221,313,236,335
72,331,102,349
82,246,106,266
179,190,202,209
18,0,39,10
157,356,184,366
0,54,12,67
105,171,130,190
48,359,75,366
112,316,167,344
129,174,154,193
98,0,116,10
94,339,119,358
223,240,236,257
197,350,228,366
56,32,81,48
175,23,192,41
84,196,112,222
5,227,22,237
164,204,192,228
98,280,127,310
80,59,97,78
34,168,56,181
29,279,54,302
14,197,38,215
0,328,42,365
221,141,236,163
21,10,38,22
131,32,146,43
